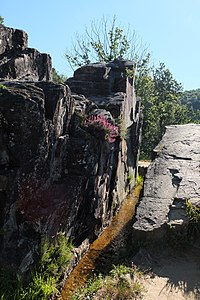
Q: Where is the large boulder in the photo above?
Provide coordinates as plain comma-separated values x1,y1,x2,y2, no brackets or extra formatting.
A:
132,124,200,240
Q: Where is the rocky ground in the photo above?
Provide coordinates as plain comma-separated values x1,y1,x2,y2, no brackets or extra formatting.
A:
132,243,200,300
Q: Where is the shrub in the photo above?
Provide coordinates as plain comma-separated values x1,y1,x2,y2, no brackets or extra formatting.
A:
83,114,118,143
0,85,7,96
72,264,144,300
186,200,200,240
0,233,74,300
136,175,144,186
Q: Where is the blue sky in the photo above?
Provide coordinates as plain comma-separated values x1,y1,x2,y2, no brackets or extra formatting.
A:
2,0,200,90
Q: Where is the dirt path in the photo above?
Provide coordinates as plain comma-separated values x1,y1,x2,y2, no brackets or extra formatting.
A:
138,245,200,300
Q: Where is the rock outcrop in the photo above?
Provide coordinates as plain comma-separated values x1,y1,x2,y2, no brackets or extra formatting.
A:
133,124,200,240
0,24,142,275
0,24,52,81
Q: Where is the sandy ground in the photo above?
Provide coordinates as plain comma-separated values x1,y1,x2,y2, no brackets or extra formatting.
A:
133,244,200,300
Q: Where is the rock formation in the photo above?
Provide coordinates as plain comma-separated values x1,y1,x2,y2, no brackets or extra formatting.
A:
0,24,52,81
0,24,142,275
133,124,200,240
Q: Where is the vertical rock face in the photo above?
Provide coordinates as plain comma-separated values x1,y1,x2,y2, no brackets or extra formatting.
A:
67,61,142,234
67,60,135,96
132,124,200,240
0,25,142,275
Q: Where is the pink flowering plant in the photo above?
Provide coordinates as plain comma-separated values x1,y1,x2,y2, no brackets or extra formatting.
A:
84,114,119,143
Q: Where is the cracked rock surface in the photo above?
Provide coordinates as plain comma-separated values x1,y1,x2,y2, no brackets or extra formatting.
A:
0,25,142,275
133,124,200,240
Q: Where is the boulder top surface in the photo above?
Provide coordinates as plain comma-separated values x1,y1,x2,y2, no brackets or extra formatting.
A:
133,124,200,238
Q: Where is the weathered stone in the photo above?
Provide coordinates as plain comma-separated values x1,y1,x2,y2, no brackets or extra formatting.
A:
0,68,141,274
67,60,135,96
0,80,73,271
0,25,142,277
0,24,52,81
0,24,28,54
133,124,200,240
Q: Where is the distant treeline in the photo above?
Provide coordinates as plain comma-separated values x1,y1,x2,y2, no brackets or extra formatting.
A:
180,89,200,123
181,88,200,110
134,58,200,159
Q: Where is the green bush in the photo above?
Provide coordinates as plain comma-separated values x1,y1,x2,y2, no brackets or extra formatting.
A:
186,200,200,240
0,233,73,300
72,264,144,300
136,175,144,186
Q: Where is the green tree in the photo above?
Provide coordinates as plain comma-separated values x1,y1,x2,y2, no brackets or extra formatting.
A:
0,16,4,24
66,16,146,70
139,63,191,158
179,88,200,122
153,63,184,135
52,68,67,84
181,88,200,110
65,16,195,159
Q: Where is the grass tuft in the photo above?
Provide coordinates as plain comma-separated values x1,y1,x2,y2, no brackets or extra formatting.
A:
0,233,73,300
72,264,144,300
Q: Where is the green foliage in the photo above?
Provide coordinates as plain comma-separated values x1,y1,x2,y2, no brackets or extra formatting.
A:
186,200,200,240
125,67,135,79
0,233,73,300
40,233,73,275
65,16,200,159
136,175,144,186
0,85,8,97
71,274,103,300
180,88,200,122
66,16,145,70
0,16,4,24
115,118,128,139
19,273,58,300
72,265,143,300
127,173,134,184
167,201,200,247
137,60,194,159
109,264,138,278
52,68,67,84
0,84,8,90
181,88,200,110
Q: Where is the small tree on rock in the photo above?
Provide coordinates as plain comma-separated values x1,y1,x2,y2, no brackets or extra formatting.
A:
66,16,147,70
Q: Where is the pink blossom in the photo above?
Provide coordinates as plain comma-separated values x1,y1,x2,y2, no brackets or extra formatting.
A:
84,115,118,143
